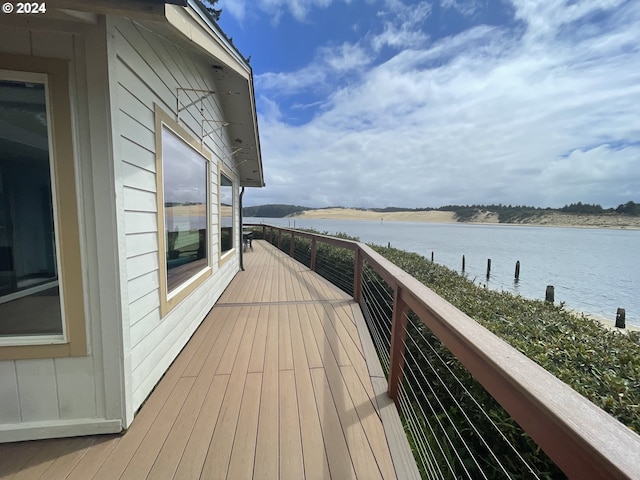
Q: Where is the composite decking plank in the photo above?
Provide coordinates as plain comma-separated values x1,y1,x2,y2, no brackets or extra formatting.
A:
334,302,365,355
370,377,421,480
310,368,357,479
65,436,120,480
253,305,280,480
215,306,251,375
226,372,262,479
270,256,280,302
10,439,74,480
36,437,97,480
325,367,383,480
172,375,230,480
279,370,304,479
182,307,230,377
0,441,43,479
248,305,268,373
298,304,324,369
144,369,214,480
349,303,380,402
278,305,294,371
1,239,414,480
118,376,195,480
290,258,307,301
249,250,269,304
277,255,287,301
319,302,365,366
313,310,384,480
289,306,331,480
309,303,351,368
93,372,191,480
200,304,259,479
327,303,376,403
341,365,396,480
199,380,244,478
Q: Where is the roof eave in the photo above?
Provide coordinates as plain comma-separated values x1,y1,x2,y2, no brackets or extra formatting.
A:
164,2,264,187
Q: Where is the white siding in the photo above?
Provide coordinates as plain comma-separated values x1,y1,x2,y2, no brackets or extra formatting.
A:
0,11,247,440
0,23,119,441
111,17,242,416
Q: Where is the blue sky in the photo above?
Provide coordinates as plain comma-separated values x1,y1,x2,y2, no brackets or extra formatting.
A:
216,0,640,209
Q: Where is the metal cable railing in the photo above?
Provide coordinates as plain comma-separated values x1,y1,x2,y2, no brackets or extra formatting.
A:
314,243,354,296
360,260,552,478
245,224,640,479
398,309,547,478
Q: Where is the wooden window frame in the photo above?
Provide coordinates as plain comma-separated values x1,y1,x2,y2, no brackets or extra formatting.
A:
155,105,213,317
218,165,236,267
0,53,87,360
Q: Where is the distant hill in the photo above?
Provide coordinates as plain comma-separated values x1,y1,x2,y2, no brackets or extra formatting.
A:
437,201,640,223
243,204,310,218
243,201,640,223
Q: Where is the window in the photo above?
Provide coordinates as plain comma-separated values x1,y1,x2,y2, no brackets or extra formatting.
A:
0,79,60,335
220,171,234,257
156,106,212,316
0,54,86,359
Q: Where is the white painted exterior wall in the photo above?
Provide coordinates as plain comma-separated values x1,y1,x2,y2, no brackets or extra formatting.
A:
0,10,244,441
110,16,241,421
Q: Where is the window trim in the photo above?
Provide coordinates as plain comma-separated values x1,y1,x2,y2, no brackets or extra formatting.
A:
155,105,213,317
218,165,236,266
0,53,87,360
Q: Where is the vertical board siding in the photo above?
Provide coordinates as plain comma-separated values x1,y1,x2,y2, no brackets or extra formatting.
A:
0,26,103,434
0,362,20,423
15,360,59,423
113,17,241,415
54,357,98,420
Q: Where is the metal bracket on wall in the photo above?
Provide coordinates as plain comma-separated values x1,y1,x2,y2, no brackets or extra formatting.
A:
175,87,240,125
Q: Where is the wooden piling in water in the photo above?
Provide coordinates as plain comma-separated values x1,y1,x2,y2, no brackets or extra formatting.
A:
515,260,520,279
486,258,491,278
545,285,554,303
462,255,465,272
616,308,626,329
431,251,434,262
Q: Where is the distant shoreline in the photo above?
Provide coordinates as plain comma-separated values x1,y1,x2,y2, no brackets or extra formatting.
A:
288,207,640,230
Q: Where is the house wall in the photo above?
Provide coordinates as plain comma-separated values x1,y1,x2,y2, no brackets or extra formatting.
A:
108,17,241,420
0,12,243,441
0,19,122,441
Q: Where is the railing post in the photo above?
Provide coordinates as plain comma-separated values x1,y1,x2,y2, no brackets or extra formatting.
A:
269,226,273,244
278,229,282,249
388,286,408,406
261,224,265,239
290,231,295,257
353,248,363,303
310,238,317,271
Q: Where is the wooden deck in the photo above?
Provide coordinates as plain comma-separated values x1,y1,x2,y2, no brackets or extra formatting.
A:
0,240,417,479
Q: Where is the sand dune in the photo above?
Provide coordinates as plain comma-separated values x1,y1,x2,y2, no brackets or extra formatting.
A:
290,208,640,229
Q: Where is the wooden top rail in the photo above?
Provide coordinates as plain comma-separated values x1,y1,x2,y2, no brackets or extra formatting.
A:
246,224,640,479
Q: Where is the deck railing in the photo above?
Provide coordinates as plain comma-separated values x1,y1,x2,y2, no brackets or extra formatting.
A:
247,223,640,479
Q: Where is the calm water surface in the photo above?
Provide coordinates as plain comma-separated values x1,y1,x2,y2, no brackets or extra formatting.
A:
246,217,640,326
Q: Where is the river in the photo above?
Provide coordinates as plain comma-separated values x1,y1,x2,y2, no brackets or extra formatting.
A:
245,217,640,326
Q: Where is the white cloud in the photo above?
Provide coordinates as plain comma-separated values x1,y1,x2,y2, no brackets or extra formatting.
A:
441,0,482,17
245,0,640,208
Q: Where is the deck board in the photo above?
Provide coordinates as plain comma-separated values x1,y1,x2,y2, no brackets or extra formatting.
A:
0,240,417,479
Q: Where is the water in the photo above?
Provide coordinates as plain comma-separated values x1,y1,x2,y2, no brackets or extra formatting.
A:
246,217,640,326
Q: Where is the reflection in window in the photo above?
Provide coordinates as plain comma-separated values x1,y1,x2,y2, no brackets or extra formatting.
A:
162,127,208,293
0,78,62,337
220,173,233,254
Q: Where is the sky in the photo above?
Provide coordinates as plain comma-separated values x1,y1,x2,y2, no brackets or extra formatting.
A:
215,0,640,209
